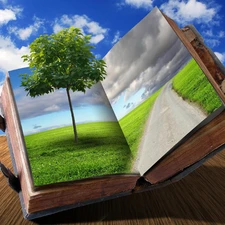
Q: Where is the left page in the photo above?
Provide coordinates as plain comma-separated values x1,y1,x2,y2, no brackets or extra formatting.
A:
8,67,137,186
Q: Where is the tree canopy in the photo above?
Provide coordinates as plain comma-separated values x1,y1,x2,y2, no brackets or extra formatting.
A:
21,27,107,97
21,27,107,143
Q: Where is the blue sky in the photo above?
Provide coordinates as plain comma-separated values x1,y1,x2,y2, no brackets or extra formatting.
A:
102,7,193,120
8,67,117,135
0,0,225,135
0,0,224,72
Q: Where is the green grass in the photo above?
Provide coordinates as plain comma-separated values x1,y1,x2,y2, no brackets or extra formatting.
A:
172,59,223,114
25,122,133,186
26,58,220,186
119,88,162,158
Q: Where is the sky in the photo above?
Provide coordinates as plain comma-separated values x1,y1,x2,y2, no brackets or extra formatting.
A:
8,68,117,135
102,8,192,119
0,0,225,134
0,0,224,73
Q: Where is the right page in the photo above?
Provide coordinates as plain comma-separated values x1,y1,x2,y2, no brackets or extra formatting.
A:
101,7,223,175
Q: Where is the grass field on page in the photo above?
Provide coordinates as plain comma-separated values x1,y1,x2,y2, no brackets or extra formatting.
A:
172,59,223,114
25,121,133,186
118,58,223,163
119,89,162,158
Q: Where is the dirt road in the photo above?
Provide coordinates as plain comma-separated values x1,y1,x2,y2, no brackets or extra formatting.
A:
137,81,207,175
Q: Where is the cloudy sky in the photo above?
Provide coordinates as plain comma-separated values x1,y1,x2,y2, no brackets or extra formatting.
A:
102,8,192,119
0,0,224,73
0,0,225,133
9,68,117,135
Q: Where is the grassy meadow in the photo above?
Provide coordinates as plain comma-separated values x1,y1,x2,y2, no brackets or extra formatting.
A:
25,59,222,187
172,59,223,114
119,58,223,161
119,88,162,157
25,121,133,186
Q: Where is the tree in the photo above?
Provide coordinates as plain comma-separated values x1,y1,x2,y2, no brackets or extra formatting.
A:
20,27,107,143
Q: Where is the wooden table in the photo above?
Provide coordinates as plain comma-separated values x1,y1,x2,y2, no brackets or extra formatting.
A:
1,135,225,225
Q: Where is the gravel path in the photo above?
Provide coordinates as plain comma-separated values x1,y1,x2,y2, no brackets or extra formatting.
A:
135,81,207,175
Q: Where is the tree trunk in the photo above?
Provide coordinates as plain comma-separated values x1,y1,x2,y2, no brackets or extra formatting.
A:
66,87,78,143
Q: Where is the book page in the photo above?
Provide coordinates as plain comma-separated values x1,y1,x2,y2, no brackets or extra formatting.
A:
101,7,224,175
8,67,138,186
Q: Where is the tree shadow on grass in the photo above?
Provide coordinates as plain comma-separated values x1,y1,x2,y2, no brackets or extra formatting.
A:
38,134,130,157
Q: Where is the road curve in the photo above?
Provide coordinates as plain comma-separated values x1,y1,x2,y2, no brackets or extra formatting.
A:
136,81,207,175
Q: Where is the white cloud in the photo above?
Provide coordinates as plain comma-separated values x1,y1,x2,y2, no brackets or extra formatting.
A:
119,0,154,9
0,3,28,71
0,0,7,4
203,29,225,48
203,29,225,39
95,54,101,59
0,5,23,26
202,29,225,48
17,26,33,40
0,35,29,71
218,31,225,38
112,31,121,44
215,52,225,63
205,39,220,48
102,8,191,104
91,34,104,44
44,104,60,112
203,29,214,37
13,82,112,120
8,16,44,40
0,8,16,25
53,23,63,33
53,14,108,44
160,0,217,25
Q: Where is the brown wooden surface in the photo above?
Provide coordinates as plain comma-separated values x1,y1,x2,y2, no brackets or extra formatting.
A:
1,76,139,215
1,136,225,224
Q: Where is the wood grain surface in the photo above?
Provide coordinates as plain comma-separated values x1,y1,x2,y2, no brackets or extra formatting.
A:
1,136,225,225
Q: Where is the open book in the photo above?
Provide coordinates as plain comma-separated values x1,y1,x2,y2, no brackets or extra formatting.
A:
1,7,225,219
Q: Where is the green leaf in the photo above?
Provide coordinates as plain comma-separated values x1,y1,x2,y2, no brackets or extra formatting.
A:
20,26,107,97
